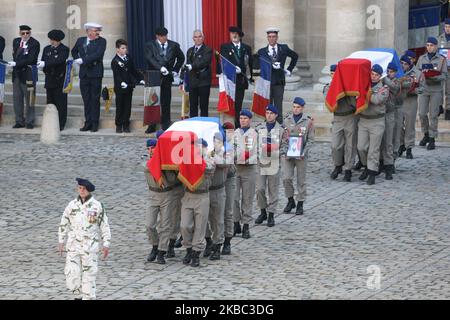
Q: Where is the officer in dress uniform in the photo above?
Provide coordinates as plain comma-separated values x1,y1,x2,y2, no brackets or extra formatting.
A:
218,27,254,128
38,30,69,131
438,18,450,120
182,29,212,118
254,104,286,227
233,109,258,239
281,98,314,215
357,64,389,185
324,64,357,182
416,37,448,150
257,28,298,123
71,23,107,133
58,178,111,300
8,25,40,129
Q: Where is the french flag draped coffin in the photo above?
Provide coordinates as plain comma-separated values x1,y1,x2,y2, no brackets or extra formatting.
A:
217,56,237,117
252,57,272,117
326,48,403,114
0,63,5,120
148,117,224,191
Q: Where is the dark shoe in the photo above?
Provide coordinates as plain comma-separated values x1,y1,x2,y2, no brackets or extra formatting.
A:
123,126,131,133
439,105,444,116
209,244,221,261
222,238,231,255
242,224,251,239
203,238,213,257
419,133,430,147
367,170,376,185
359,168,369,180
116,126,123,133
398,145,406,157
80,124,91,132
13,123,25,129
233,222,242,236
145,124,156,134
166,239,176,258
445,109,450,120
255,209,267,224
26,124,34,129
385,165,393,181
406,148,413,159
267,213,275,227
330,166,343,180
90,124,98,133
183,248,193,265
191,251,200,267
295,202,304,216
343,170,352,182
427,138,436,150
156,251,166,265
174,236,183,248
283,197,296,213
353,161,363,171
147,245,158,262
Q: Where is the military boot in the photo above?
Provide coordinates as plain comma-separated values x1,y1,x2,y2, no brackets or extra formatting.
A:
353,160,363,171
427,138,436,150
367,170,376,185
210,244,222,261
398,145,406,157
255,209,267,224
233,222,242,236
330,166,342,180
166,239,176,258
343,170,352,182
406,148,413,159
283,197,296,213
183,248,193,265
359,168,369,180
203,237,213,257
156,251,166,265
385,165,393,180
419,133,430,146
267,212,275,227
147,245,158,262
242,224,251,239
222,237,232,255
296,202,304,216
377,160,384,176
174,236,183,248
191,251,201,267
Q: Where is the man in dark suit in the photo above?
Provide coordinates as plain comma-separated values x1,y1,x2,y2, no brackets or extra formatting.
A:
38,30,70,131
219,27,253,128
71,22,107,132
182,30,212,118
111,39,144,133
144,27,185,132
7,25,40,129
0,35,5,60
257,27,298,123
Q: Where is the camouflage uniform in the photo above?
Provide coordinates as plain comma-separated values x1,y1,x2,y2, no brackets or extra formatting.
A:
58,196,111,300
399,65,420,150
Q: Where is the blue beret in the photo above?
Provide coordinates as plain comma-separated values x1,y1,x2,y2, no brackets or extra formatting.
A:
427,37,438,45
330,64,337,72
76,178,95,192
147,139,157,148
445,18,450,25
372,64,383,75
400,55,413,66
266,104,279,114
405,50,416,59
156,130,165,139
387,62,398,72
240,109,253,118
293,97,305,106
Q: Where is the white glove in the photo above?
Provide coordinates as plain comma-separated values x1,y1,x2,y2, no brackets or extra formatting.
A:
37,61,45,68
160,66,169,76
74,58,83,65
8,61,16,67
186,64,192,71
272,62,281,70
172,71,178,78
236,66,242,74
139,80,145,85
285,69,292,77
121,82,128,89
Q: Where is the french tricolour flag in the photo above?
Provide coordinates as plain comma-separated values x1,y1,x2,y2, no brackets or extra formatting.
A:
0,63,5,120
252,57,272,118
217,56,237,117
347,48,404,78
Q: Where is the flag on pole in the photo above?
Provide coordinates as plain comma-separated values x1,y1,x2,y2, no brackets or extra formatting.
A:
252,56,272,118
217,55,237,117
144,70,162,126
63,60,74,94
0,63,5,121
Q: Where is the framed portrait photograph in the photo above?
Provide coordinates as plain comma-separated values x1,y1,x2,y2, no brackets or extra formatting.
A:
287,136,303,158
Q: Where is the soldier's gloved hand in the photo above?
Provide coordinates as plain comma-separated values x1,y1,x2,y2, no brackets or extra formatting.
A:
7,61,16,67
121,82,128,89
74,58,83,65
160,66,169,76
139,80,145,86
285,69,292,77
102,247,109,260
172,71,178,78
58,243,65,256
236,66,242,74
272,62,281,70
185,64,193,71
37,61,45,68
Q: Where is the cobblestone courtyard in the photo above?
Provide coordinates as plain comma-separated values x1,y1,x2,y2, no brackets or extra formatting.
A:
0,134,449,300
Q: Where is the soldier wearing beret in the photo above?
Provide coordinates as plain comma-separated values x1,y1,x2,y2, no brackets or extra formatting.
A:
38,29,69,131
222,122,236,255
58,178,111,300
438,18,450,120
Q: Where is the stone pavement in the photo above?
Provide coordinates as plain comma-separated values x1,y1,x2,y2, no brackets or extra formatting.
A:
0,134,449,300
